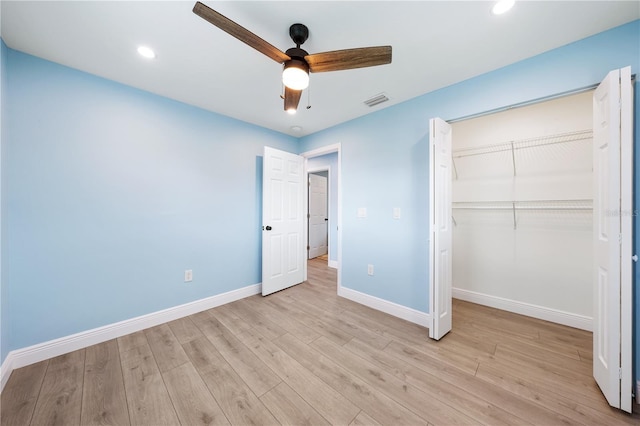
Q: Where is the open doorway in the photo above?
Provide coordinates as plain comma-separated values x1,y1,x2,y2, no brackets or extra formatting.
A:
450,90,595,330
308,170,329,263
301,144,341,293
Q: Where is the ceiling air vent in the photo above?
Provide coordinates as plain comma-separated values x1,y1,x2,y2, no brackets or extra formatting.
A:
364,93,389,107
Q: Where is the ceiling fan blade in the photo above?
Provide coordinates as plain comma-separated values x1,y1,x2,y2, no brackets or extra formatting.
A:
193,2,290,64
284,87,302,112
306,46,392,73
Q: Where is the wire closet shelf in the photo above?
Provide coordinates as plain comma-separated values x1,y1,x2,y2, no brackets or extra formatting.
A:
451,199,593,229
451,129,593,178
451,129,594,229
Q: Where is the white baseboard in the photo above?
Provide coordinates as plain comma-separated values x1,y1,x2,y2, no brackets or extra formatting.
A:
338,286,431,328
1,283,261,391
452,287,592,331
328,260,338,269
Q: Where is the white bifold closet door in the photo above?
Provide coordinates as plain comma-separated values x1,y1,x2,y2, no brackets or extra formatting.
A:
429,117,453,340
592,66,633,413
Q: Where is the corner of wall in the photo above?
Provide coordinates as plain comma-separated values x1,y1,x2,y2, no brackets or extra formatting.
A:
0,38,8,367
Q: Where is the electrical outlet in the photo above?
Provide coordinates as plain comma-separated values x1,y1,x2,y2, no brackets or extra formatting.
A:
367,264,374,276
184,269,193,282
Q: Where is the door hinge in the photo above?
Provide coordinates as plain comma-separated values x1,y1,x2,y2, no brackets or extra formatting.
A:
618,234,623,244
632,254,638,262
307,213,311,219
307,245,310,251
619,368,623,379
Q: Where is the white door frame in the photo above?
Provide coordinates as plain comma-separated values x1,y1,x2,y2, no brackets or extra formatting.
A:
300,143,342,292
307,168,330,260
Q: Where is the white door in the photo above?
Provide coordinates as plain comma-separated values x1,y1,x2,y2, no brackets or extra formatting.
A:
429,117,453,340
308,173,328,259
592,66,633,413
262,147,305,296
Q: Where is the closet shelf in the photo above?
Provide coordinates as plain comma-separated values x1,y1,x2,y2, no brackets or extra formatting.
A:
452,129,593,159
452,129,593,179
452,199,593,211
452,200,592,229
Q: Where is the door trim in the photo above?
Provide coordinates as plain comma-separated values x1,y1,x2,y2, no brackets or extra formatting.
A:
300,143,342,293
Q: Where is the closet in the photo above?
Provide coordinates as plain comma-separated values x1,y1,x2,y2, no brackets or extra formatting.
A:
451,91,594,329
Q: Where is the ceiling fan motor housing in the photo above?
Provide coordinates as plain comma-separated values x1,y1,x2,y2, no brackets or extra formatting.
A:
285,47,309,62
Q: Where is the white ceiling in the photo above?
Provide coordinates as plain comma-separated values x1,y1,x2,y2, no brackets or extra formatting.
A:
2,1,638,137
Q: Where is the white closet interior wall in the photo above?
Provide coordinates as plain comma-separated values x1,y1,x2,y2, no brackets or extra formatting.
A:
451,91,594,326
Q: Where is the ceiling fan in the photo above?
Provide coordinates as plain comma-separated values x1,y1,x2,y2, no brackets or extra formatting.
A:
193,1,392,113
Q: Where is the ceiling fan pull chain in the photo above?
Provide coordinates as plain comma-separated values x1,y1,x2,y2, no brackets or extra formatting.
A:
306,85,311,109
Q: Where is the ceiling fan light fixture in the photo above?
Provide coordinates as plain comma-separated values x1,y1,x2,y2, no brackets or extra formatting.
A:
286,108,297,115
282,59,309,90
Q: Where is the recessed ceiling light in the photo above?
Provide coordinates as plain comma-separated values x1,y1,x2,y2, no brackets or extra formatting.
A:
137,45,156,59
290,126,303,133
491,0,515,15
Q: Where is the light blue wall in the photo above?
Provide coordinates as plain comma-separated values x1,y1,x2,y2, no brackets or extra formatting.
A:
0,40,7,363
307,152,338,264
1,49,297,359
300,20,640,380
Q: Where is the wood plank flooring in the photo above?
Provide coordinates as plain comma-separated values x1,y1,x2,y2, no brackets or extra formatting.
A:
2,258,639,425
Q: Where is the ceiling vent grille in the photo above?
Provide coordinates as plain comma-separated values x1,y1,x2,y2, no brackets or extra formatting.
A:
364,93,389,107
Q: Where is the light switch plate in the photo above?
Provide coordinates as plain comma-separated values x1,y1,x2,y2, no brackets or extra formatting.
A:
393,207,401,219
357,207,367,218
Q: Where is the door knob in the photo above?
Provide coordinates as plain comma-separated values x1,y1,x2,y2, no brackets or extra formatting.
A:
265,226,272,231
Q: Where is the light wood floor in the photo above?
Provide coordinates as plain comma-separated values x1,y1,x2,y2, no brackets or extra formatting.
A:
2,258,639,425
